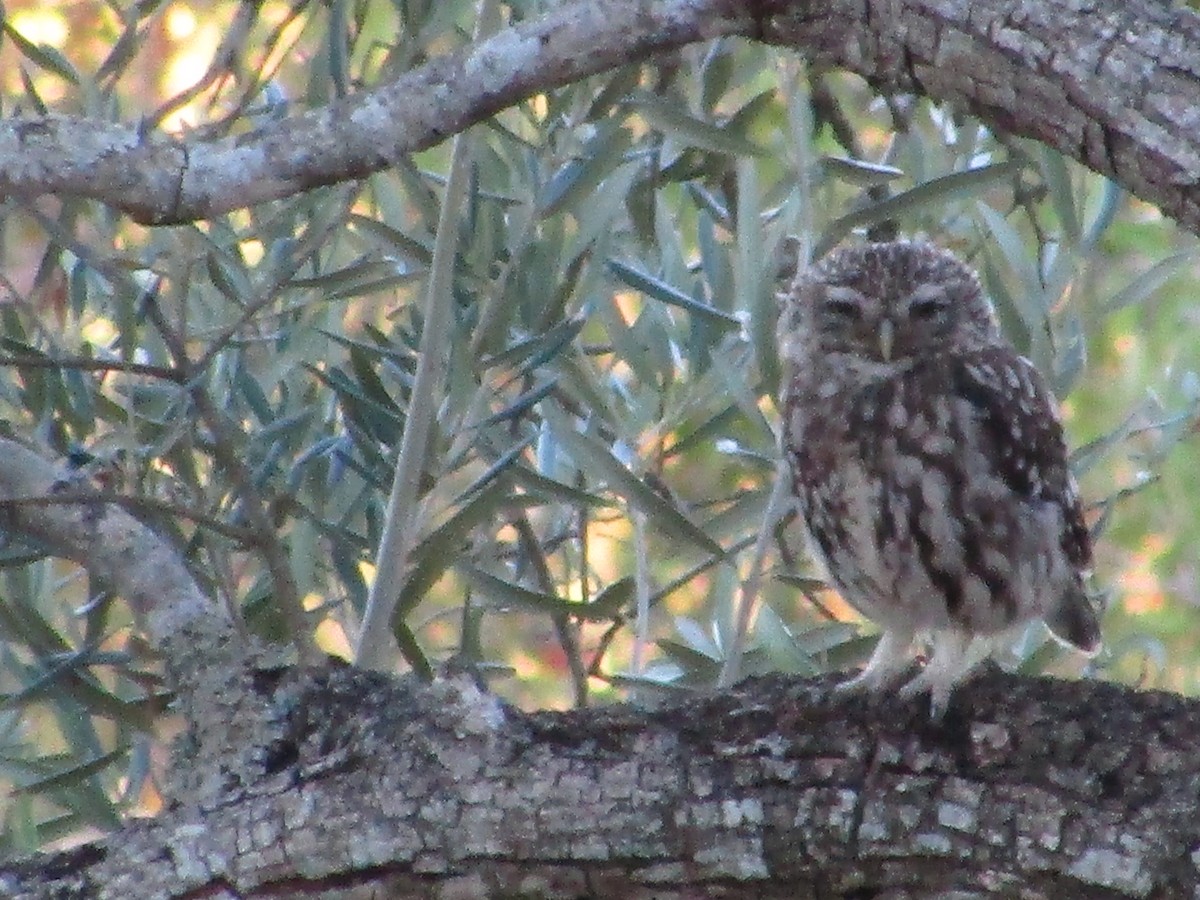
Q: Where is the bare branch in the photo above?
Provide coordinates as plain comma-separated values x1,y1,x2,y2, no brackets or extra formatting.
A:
0,0,754,224
2,1,1199,233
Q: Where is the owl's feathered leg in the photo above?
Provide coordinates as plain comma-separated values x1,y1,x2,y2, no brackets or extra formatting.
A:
835,629,916,698
899,629,985,719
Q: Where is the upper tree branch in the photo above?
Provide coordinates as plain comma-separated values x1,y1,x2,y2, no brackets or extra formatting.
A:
0,0,753,224
2,0,1199,231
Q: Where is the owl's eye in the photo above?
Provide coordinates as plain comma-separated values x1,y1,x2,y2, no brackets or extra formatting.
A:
909,295,950,321
820,298,862,321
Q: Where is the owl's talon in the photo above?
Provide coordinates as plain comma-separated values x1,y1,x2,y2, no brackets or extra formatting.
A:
831,672,875,703
898,630,979,719
831,629,916,701
897,671,952,720
834,665,911,699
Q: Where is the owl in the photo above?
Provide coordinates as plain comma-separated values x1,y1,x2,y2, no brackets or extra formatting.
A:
779,240,1101,718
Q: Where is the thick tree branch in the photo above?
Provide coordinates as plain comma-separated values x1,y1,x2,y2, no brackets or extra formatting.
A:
0,438,212,644
0,438,298,808
769,0,1200,232
0,669,1194,898
0,0,753,224
3,0,1200,233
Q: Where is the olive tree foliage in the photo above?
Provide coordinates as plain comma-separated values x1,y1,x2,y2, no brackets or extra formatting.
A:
0,0,1197,861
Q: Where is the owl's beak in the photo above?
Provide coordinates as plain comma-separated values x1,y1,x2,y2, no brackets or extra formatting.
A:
878,319,895,361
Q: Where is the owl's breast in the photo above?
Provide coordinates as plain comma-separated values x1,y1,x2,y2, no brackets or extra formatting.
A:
786,359,1080,635
787,370,915,617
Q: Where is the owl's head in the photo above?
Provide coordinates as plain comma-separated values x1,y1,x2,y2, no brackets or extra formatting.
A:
785,241,999,368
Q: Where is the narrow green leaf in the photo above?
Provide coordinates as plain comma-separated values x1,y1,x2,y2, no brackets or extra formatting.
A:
0,644,156,731
506,462,610,508
776,573,830,594
627,92,765,157
671,616,723,659
11,747,127,799
2,22,80,83
453,433,535,501
290,257,424,294
587,576,636,619
1038,147,1080,241
400,481,510,611
305,364,402,445
205,249,250,304
538,123,631,218
545,408,724,558
318,327,415,368
348,344,402,414
462,566,622,622
349,214,435,266
472,379,557,429
17,62,49,115
976,201,1047,330
820,155,905,186
655,639,722,677
392,620,434,680
791,621,861,656
327,0,350,97
607,258,741,328
817,159,1025,256
1103,252,1198,314
482,313,588,375
1082,179,1123,250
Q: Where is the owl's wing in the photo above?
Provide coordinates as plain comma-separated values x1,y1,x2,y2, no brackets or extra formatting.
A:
952,348,1099,653
951,347,1092,574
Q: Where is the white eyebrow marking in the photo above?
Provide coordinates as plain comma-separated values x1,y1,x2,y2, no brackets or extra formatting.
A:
825,285,865,303
908,282,948,303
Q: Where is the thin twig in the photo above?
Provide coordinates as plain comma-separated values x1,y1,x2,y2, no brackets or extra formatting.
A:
0,355,184,382
141,281,317,664
717,458,792,689
0,490,254,542
512,515,590,707
631,511,650,678
355,0,505,671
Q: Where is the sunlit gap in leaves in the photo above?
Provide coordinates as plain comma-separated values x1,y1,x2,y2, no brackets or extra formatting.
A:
1120,535,1169,617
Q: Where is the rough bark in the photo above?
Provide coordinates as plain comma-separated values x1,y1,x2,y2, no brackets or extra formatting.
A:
1,667,1196,899
1,0,1199,234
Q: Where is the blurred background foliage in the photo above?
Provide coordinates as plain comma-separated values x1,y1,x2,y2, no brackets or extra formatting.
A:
1,0,1198,856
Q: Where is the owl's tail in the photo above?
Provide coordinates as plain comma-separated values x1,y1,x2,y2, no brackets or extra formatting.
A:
1044,582,1102,656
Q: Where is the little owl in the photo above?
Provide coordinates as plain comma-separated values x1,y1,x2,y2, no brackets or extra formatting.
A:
779,240,1100,718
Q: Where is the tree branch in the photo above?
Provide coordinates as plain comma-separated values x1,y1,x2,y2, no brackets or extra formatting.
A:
1,2,1197,894
0,669,1193,898
5,1,1199,233
767,0,1200,232
0,438,212,645
0,0,754,224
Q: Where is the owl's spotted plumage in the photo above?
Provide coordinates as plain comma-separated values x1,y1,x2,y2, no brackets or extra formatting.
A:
779,240,1100,717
